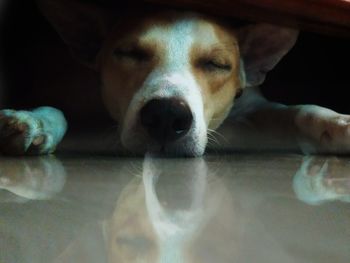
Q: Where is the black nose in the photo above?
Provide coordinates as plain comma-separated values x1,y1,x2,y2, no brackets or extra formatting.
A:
140,98,193,143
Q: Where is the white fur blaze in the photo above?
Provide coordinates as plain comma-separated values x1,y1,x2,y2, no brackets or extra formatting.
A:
121,18,211,156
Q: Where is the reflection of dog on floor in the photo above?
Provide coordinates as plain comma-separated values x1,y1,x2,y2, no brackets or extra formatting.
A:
55,157,238,263
293,157,350,205
0,156,66,201
0,0,349,156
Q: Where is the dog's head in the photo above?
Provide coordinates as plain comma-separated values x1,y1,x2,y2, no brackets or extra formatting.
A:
38,0,298,156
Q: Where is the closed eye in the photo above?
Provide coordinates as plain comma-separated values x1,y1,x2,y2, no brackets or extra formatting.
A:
198,59,232,72
113,48,151,62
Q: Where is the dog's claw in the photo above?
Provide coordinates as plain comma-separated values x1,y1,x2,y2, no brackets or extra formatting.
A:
32,135,45,146
0,108,67,155
0,111,44,154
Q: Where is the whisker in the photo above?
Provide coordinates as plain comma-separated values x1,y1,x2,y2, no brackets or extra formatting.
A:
128,161,143,175
207,133,220,147
207,128,228,144
207,132,220,146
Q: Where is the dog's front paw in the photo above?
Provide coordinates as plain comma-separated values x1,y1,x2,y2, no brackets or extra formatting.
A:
0,108,67,155
0,110,52,155
295,105,350,153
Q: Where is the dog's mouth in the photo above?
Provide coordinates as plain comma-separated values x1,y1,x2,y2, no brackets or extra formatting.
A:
123,134,206,157
154,140,203,157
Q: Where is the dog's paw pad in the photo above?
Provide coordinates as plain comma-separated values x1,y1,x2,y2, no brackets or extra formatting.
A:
317,116,350,147
0,110,54,155
296,107,350,153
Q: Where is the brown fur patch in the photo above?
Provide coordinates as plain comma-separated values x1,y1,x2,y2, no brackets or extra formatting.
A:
98,16,162,124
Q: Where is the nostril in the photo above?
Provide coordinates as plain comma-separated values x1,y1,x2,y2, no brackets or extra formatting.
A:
173,116,192,134
140,98,193,143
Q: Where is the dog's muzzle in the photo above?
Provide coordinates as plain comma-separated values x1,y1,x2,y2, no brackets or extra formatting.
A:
140,98,193,145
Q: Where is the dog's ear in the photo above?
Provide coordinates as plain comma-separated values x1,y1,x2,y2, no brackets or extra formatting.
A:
238,24,298,87
36,0,115,69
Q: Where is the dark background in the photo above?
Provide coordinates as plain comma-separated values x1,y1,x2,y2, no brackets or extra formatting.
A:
1,0,350,129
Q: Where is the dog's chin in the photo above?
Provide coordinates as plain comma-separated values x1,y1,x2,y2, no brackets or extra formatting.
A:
121,135,206,157
151,142,205,157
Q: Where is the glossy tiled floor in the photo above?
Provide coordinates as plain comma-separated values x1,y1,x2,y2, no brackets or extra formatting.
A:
1,150,350,263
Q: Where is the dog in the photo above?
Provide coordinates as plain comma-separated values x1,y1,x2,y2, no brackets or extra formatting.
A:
0,0,349,157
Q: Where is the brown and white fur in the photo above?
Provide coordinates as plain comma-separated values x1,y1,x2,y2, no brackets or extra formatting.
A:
0,0,349,156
